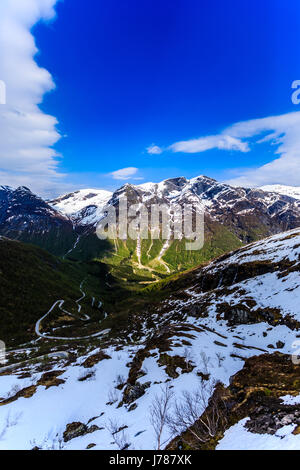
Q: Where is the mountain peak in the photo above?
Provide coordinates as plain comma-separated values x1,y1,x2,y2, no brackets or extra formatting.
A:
0,185,13,192
15,186,32,194
163,176,188,185
190,174,218,184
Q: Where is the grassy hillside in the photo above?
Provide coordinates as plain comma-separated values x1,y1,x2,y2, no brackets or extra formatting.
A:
0,238,122,346
68,219,243,281
0,236,180,347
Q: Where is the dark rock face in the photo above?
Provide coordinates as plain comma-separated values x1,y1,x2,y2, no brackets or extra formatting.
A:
63,422,87,442
63,422,100,442
245,406,300,435
122,381,151,405
224,306,253,324
233,353,300,436
0,186,75,256
81,351,111,368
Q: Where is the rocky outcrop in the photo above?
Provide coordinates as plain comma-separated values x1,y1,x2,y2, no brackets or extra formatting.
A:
121,381,151,406
81,351,111,368
167,353,300,450
63,422,100,442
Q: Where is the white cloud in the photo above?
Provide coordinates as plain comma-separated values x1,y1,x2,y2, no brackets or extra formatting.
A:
110,167,143,181
146,144,163,155
169,134,249,154
225,111,300,187
0,0,63,196
161,111,300,187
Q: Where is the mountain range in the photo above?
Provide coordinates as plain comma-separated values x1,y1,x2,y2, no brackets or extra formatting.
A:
1,176,300,280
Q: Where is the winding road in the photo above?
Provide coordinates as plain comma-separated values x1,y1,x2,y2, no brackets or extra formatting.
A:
0,351,70,374
35,281,110,341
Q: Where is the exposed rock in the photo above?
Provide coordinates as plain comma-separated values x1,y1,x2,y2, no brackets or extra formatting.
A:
128,403,138,412
196,371,210,381
88,424,101,434
0,385,37,406
122,381,151,405
37,370,65,389
214,340,227,348
158,353,195,378
63,421,101,442
63,422,88,442
81,351,111,368
86,443,96,449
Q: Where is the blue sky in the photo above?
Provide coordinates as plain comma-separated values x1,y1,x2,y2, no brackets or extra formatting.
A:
1,0,300,195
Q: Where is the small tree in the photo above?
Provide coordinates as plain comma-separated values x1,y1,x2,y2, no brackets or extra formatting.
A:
216,352,225,367
106,419,130,450
168,379,227,446
150,385,174,450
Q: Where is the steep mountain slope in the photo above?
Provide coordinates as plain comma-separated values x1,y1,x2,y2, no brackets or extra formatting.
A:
0,186,76,256
1,228,299,450
0,237,111,346
51,177,300,234
50,189,112,226
53,176,300,276
2,177,300,278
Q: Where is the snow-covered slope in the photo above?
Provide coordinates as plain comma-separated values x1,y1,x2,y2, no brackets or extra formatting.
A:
260,184,300,200
50,176,300,231
217,417,300,450
1,228,300,450
50,189,112,225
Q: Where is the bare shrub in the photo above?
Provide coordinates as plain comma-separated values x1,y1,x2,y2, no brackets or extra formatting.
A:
150,385,174,450
5,384,21,399
78,367,96,382
216,352,225,367
106,419,130,450
168,379,227,446
107,386,118,405
200,351,210,375
30,432,64,450
0,411,22,440
115,374,126,388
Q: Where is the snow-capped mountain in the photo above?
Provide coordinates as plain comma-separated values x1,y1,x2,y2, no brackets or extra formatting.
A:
55,176,300,270
260,184,300,200
50,189,112,225
1,227,299,450
51,176,300,234
0,185,76,256
2,176,300,271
